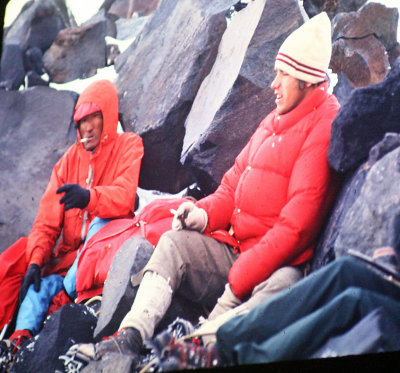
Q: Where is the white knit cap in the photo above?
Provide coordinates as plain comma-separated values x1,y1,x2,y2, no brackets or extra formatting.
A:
275,12,332,84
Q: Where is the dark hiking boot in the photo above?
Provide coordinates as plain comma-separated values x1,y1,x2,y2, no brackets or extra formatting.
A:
158,337,219,371
0,330,32,373
61,327,142,367
95,327,142,360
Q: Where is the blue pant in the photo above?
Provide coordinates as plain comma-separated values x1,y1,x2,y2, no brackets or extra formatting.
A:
217,256,400,365
16,217,110,334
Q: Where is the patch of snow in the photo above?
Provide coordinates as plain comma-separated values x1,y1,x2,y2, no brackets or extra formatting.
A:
105,36,136,55
136,185,195,213
49,65,118,95
66,0,104,26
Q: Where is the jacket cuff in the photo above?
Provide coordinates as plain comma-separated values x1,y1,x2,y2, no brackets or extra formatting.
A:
86,189,98,213
28,251,43,268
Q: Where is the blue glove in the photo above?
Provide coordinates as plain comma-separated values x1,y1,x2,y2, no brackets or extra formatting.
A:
57,184,90,210
19,264,41,304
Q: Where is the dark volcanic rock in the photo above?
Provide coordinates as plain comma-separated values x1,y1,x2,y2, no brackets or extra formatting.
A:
1,0,71,90
329,2,397,103
94,237,154,340
311,164,370,270
328,57,400,174
0,44,25,90
303,0,368,18
115,13,149,40
182,0,305,194
312,139,400,271
4,0,71,51
108,0,160,18
331,35,389,88
81,353,135,373
11,304,96,373
333,73,354,106
335,147,400,254
332,3,398,51
43,11,108,83
131,0,160,16
388,42,400,67
115,0,238,193
0,86,77,252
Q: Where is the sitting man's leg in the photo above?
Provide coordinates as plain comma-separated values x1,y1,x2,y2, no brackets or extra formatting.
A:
75,229,237,363
216,256,400,365
198,265,303,346
15,275,64,336
224,286,400,365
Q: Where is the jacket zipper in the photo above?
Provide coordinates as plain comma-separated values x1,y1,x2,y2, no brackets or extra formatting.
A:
81,164,93,242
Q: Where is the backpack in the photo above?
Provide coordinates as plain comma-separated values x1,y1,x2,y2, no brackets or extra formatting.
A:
75,198,187,303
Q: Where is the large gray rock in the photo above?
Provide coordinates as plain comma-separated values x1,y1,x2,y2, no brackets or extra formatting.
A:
107,0,160,18
334,146,400,256
81,353,135,373
182,0,305,194
115,13,150,40
94,236,154,340
1,0,72,90
0,43,26,90
12,304,96,373
333,2,398,51
43,10,109,83
115,0,238,193
330,2,397,104
0,86,77,252
3,0,71,50
328,56,400,174
131,0,160,15
312,135,400,271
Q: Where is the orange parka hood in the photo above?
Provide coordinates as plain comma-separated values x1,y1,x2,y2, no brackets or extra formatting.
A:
73,79,119,149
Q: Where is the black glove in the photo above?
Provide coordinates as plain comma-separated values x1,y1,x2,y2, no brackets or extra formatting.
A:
57,183,90,210
19,264,41,304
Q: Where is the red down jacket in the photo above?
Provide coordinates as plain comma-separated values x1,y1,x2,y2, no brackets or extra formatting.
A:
197,82,340,299
27,80,144,275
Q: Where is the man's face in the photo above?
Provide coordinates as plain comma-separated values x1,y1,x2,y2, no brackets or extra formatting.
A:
270,69,311,115
78,111,103,151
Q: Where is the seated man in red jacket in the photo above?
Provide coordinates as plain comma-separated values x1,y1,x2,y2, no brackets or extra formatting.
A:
72,12,340,369
0,80,144,357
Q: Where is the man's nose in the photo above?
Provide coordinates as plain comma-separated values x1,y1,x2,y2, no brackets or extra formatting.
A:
271,76,279,90
85,119,95,131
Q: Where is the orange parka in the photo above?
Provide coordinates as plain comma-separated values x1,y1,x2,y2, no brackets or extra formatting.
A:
26,80,144,275
197,82,340,299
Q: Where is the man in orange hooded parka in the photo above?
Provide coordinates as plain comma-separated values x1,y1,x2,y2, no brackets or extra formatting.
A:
0,80,143,345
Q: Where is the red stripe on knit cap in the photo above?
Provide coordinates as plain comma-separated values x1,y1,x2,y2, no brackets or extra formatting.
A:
277,53,326,78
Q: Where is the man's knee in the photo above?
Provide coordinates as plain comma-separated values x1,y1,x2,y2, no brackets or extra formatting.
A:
146,230,198,283
333,255,360,273
156,230,201,257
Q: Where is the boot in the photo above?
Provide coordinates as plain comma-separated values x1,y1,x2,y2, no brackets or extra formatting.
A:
0,329,32,373
63,327,142,366
95,327,142,360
